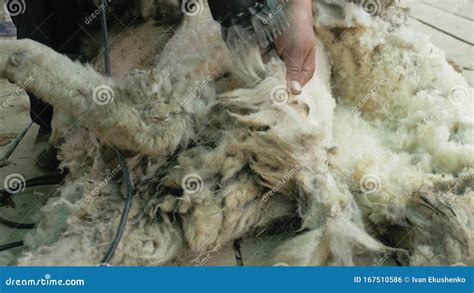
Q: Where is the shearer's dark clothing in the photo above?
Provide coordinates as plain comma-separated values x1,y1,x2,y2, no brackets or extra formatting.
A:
9,0,80,130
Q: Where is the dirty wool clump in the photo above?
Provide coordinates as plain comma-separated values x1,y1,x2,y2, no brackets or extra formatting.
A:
0,0,472,266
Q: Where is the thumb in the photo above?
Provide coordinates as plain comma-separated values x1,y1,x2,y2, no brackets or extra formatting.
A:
284,54,304,95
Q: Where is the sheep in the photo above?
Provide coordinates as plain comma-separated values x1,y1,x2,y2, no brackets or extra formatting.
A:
0,0,471,266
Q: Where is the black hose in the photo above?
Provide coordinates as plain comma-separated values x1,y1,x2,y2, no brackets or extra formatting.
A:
233,239,244,266
0,240,23,252
97,0,136,265
0,174,64,230
0,174,64,196
24,174,65,185
0,215,35,229
100,0,111,77
100,149,135,264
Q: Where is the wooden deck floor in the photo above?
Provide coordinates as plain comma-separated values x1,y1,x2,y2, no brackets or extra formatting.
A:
403,0,474,85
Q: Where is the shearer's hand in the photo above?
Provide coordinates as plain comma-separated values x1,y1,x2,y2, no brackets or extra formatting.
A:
275,0,316,95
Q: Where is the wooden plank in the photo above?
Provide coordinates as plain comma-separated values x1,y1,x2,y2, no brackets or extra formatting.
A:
407,18,474,67
403,0,474,45
463,70,474,86
408,18,474,85
420,0,474,21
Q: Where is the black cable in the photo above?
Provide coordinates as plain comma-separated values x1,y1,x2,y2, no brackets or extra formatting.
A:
97,0,136,265
0,174,64,196
0,215,35,229
24,174,65,184
87,1,135,264
233,239,244,266
0,240,23,252
100,0,111,77
101,149,135,264
0,174,64,230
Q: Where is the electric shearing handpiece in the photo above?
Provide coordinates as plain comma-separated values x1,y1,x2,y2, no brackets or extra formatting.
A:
208,0,289,52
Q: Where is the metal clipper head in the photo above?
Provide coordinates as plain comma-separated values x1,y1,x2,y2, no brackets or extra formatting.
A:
221,0,289,53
